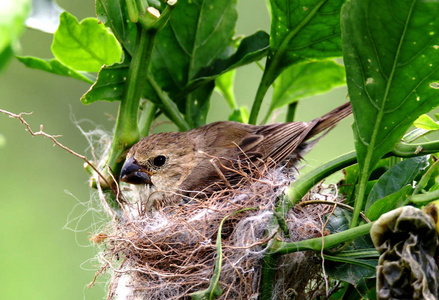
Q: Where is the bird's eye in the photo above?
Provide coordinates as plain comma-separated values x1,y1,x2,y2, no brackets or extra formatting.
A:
153,155,167,167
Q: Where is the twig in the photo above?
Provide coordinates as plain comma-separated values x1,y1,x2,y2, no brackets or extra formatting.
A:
318,185,338,297
0,108,112,188
209,158,233,189
297,199,371,223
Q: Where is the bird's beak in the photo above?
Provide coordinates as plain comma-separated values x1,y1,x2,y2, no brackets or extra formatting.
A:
120,156,153,185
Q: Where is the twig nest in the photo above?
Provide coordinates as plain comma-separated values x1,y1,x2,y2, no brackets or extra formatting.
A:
96,166,336,299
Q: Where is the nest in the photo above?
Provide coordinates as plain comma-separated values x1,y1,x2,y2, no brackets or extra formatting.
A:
93,162,339,299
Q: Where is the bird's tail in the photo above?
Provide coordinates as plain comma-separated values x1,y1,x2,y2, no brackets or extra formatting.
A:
308,101,352,138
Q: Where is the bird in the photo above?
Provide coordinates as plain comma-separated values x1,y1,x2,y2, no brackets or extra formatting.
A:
120,102,352,205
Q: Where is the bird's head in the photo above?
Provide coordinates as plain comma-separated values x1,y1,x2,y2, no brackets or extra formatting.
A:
119,132,196,193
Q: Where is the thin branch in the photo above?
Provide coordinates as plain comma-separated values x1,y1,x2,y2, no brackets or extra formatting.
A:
0,108,113,189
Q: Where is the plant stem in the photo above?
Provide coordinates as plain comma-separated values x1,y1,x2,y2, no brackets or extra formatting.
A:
126,0,139,23
407,189,439,205
268,222,373,255
392,140,439,157
285,151,357,209
260,253,279,300
148,73,190,131
138,102,157,137
285,101,298,122
249,71,272,124
105,27,157,185
249,0,326,125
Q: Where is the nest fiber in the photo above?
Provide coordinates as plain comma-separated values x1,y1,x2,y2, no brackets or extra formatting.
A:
95,165,334,299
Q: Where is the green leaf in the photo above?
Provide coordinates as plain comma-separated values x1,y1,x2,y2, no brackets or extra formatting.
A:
25,0,64,33
214,70,237,109
0,45,14,73
150,0,238,127
16,56,95,84
93,1,266,128
96,0,138,57
267,60,345,117
51,12,123,72
81,62,128,104
429,176,439,192
185,81,215,128
413,114,439,131
366,185,412,221
338,158,392,206
0,0,30,54
267,0,344,81
342,0,439,177
325,257,376,286
81,61,189,131
366,156,429,211
250,0,344,124
153,0,237,82
190,30,269,86
414,159,439,194
338,164,360,204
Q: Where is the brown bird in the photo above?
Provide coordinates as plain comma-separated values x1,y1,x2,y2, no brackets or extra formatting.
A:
120,102,352,204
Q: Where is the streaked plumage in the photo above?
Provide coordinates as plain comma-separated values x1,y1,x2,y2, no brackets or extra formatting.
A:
120,102,352,203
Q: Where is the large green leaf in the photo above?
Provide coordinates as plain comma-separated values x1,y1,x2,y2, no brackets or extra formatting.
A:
0,0,30,54
152,0,237,82
325,258,376,286
267,0,344,82
171,30,269,103
95,0,138,57
88,2,269,126
342,0,439,175
51,12,123,72
365,156,429,211
17,56,95,83
267,60,345,118
150,0,237,127
249,0,344,124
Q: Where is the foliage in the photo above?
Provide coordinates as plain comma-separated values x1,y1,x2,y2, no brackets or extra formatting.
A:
4,0,439,298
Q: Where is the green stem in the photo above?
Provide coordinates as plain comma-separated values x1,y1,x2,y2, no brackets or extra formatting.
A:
285,101,298,123
392,140,439,157
260,253,279,300
329,249,379,259
125,0,139,23
285,151,357,209
407,189,439,205
249,71,272,124
150,5,175,31
106,28,155,178
248,0,326,125
136,0,146,14
148,73,190,131
138,102,157,137
268,222,373,255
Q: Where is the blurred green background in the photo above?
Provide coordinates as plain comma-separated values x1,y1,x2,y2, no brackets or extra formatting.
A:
0,1,352,299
